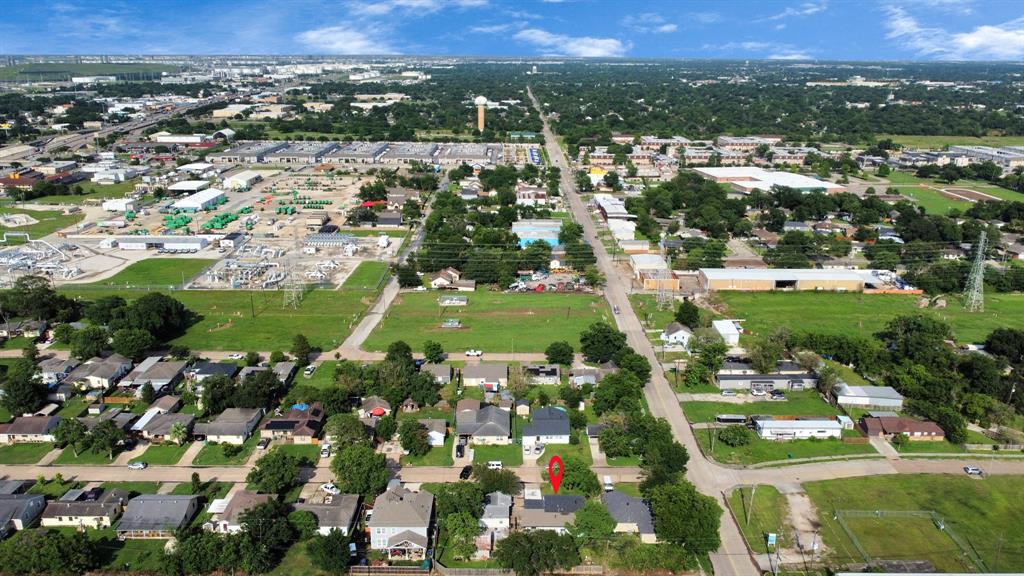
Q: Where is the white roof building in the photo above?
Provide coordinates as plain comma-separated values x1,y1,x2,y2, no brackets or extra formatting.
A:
692,167,846,194
172,188,226,212
755,419,843,440
168,180,210,193
712,320,741,346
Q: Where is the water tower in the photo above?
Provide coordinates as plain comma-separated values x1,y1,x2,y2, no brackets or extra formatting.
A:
474,95,488,131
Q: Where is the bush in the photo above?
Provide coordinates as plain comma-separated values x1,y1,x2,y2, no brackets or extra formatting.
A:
221,444,243,458
717,425,753,447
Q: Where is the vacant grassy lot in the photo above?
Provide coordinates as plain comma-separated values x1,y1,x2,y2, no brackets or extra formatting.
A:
696,430,878,465
682,391,839,424
0,207,84,242
879,134,1024,149
0,442,54,464
131,443,190,465
718,292,1024,344
0,62,178,81
79,258,216,288
727,485,791,554
805,474,1024,572
472,443,524,467
60,287,376,350
33,179,140,204
342,261,390,290
365,291,611,352
301,360,338,388
402,433,455,466
192,436,260,466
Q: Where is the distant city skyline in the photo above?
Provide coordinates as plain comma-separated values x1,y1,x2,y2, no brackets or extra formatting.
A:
1,0,1023,61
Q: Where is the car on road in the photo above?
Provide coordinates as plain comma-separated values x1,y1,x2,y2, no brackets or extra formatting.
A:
721,390,737,397
465,349,483,357
127,462,147,470
613,305,620,314
257,438,271,450
459,465,473,480
964,466,983,476
227,353,244,360
304,365,317,377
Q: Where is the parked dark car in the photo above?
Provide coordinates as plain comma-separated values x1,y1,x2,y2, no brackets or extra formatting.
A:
459,465,473,480
455,444,465,458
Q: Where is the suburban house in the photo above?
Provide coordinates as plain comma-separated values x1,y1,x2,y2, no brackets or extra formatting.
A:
150,395,182,414
295,494,360,536
259,402,325,443
522,406,571,448
205,490,273,534
516,494,583,534
116,495,200,539
754,418,843,441
0,495,46,538
860,416,945,441
523,364,560,386
134,412,195,443
78,407,136,433
359,396,392,418
120,357,187,395
0,320,47,339
238,362,296,386
569,368,604,388
193,408,264,444
418,419,447,447
188,361,241,383
477,491,512,558
64,354,133,390
660,322,693,348
429,267,463,289
834,384,905,410
716,371,817,393
368,485,434,560
38,357,81,385
602,490,656,544
40,488,129,529
421,363,453,385
0,416,61,444
463,364,509,392
455,400,512,445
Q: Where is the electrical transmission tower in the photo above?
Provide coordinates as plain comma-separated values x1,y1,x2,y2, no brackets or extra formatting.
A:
283,223,303,309
963,231,987,313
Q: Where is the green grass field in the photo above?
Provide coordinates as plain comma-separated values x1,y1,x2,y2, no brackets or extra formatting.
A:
0,63,178,81
879,134,1024,149
100,481,162,496
270,443,320,465
79,258,216,288
805,474,1024,572
52,446,119,465
402,433,455,466
537,431,593,466
0,207,84,242
365,291,611,352
32,179,140,205
882,171,1024,215
0,442,54,464
28,479,83,498
130,443,190,465
472,443,524,466
57,396,91,417
192,436,260,466
342,261,390,290
727,486,791,554
718,292,1024,344
695,430,878,465
681,391,839,424
60,287,376,351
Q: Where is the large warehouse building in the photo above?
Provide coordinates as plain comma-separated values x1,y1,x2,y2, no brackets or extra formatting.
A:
172,188,226,212
698,268,911,293
692,167,846,194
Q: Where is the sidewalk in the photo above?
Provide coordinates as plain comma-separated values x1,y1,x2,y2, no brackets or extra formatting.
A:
176,442,206,467
37,446,64,465
588,437,608,467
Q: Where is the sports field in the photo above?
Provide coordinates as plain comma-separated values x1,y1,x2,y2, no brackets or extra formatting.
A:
718,292,1024,344
363,291,612,352
883,172,1024,215
878,134,1024,149
805,474,1024,572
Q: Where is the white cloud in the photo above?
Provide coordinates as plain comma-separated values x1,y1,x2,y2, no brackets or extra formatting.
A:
883,6,1024,59
623,13,677,34
762,1,827,21
706,41,814,59
689,11,721,25
470,23,517,34
768,51,812,60
514,28,629,57
296,24,397,54
346,0,486,17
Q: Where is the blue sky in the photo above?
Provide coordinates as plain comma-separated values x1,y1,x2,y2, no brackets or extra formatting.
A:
1,0,1023,60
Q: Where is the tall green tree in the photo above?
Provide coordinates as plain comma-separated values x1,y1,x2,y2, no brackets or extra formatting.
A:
331,444,389,498
649,481,721,555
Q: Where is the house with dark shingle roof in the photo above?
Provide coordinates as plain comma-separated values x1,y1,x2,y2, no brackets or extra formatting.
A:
0,495,46,538
116,495,200,539
602,490,656,543
41,488,129,529
259,402,324,444
295,494,360,536
0,416,61,444
522,406,570,447
455,400,511,445
193,408,264,444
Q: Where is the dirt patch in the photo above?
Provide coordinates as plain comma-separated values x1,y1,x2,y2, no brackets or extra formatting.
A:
784,490,828,554
940,187,1000,202
209,321,235,333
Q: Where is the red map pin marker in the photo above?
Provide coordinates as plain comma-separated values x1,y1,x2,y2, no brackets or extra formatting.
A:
548,455,564,494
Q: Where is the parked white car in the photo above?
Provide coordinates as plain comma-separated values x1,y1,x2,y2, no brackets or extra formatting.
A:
320,483,341,495
465,349,483,357
127,462,147,470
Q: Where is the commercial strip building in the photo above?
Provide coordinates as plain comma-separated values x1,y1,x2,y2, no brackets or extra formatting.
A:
697,268,915,293
692,166,846,194
834,384,905,410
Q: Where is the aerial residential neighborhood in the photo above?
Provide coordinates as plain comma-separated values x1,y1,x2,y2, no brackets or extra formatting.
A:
0,2,1023,576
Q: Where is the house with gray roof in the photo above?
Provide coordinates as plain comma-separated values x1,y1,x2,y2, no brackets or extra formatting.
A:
602,490,656,543
522,406,570,447
41,488,129,530
205,490,273,534
455,400,511,445
421,363,452,385
0,416,61,444
38,357,81,385
193,408,264,444
368,486,434,560
134,412,194,443
524,364,560,385
417,418,447,447
0,495,46,538
65,354,132,390
463,364,508,392
516,494,583,534
834,383,904,410
120,357,187,395
116,495,200,539
295,494,360,536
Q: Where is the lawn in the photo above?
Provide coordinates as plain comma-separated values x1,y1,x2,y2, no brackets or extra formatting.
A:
80,258,216,288
131,443,190,465
727,485,791,555
681,391,839,424
60,287,378,351
269,540,321,576
823,360,871,387
341,261,390,291
364,291,611,353
170,480,233,500
607,455,642,466
28,479,83,498
878,134,1024,149
0,442,55,464
537,431,594,466
302,361,338,388
695,430,879,465
718,291,1024,344
0,207,84,242
100,481,162,496
894,430,997,454
0,335,33,350
192,436,260,466
805,474,1024,572
472,443,524,467
402,433,454,466
52,446,120,465
57,396,91,417
270,443,320,465
32,179,140,205
891,186,967,215
0,406,10,423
